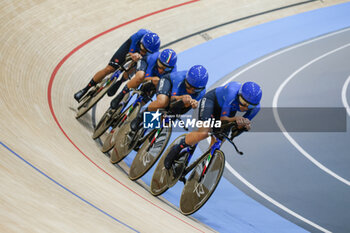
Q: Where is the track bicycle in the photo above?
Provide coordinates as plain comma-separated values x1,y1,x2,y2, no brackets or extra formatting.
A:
150,121,244,215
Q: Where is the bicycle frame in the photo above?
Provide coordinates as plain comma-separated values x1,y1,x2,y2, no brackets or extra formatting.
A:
119,94,143,124
200,139,222,181
96,70,120,93
182,123,243,181
182,140,216,179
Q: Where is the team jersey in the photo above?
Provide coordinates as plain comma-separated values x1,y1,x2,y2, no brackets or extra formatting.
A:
138,52,177,78
129,29,151,53
169,71,205,101
215,81,260,120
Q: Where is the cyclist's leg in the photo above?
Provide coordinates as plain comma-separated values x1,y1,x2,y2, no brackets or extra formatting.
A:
183,127,210,146
126,69,145,89
106,39,133,96
95,38,130,84
93,65,116,83
107,38,131,73
74,78,99,102
74,65,115,101
74,39,130,102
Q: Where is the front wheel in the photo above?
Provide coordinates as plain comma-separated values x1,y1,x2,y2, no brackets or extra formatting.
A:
179,150,225,215
129,125,172,181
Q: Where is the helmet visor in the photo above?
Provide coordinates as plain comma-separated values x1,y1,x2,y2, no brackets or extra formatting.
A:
157,59,173,72
185,79,205,94
140,43,151,53
238,95,257,110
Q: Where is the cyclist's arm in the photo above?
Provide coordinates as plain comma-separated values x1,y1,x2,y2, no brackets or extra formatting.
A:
220,98,250,129
221,107,261,130
133,57,147,78
220,116,236,122
220,116,250,130
144,76,160,80
243,104,260,120
170,95,194,108
170,95,184,102
128,52,142,61
187,90,205,109
144,76,160,86
220,107,259,122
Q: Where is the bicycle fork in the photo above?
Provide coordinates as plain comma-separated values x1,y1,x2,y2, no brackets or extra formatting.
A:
120,95,142,123
146,128,162,152
198,139,222,183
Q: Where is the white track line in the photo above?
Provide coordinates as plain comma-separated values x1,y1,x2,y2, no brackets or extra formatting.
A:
210,28,350,232
225,162,331,233
224,27,350,85
273,42,350,186
341,75,350,116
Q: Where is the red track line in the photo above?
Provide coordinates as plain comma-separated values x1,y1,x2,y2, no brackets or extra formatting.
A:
47,1,205,232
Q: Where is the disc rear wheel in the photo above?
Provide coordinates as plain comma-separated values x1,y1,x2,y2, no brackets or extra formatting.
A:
129,126,172,181
150,134,188,196
109,103,141,164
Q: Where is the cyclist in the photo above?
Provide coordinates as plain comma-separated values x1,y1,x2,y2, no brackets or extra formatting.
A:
74,29,160,102
108,48,178,111
129,65,209,131
164,81,262,169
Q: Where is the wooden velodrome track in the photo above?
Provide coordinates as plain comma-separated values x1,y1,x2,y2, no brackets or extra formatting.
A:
0,0,347,232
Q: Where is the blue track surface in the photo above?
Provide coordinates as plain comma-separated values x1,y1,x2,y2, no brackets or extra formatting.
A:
122,3,350,232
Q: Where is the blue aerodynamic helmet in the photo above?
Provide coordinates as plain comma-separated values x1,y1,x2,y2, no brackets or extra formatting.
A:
141,32,160,53
238,81,262,105
158,49,177,68
185,65,209,90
